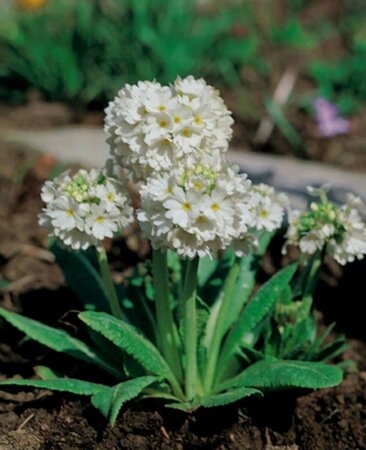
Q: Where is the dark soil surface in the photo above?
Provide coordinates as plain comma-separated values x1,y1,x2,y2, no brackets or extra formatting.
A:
0,373,365,450
1,142,366,449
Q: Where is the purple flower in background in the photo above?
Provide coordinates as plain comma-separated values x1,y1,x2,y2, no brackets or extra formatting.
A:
314,97,350,138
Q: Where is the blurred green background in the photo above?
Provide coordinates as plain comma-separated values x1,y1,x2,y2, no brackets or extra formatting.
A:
1,0,366,166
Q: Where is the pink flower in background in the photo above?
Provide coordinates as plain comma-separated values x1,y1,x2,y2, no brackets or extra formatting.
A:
314,97,350,138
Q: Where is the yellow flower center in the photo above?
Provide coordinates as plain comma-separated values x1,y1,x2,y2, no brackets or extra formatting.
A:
196,215,207,224
66,209,74,217
107,193,114,202
158,104,166,111
159,119,168,128
174,116,181,124
193,181,203,191
211,203,220,212
182,202,191,211
194,116,202,125
260,210,269,218
96,216,105,223
182,128,192,137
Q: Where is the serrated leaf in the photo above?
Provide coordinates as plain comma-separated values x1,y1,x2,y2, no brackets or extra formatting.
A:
201,387,261,408
0,307,120,379
79,311,171,380
50,242,109,312
221,359,343,391
0,378,107,396
219,264,297,371
91,376,159,425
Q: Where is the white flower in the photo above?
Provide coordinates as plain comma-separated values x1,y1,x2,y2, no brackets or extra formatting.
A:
85,203,119,240
137,161,255,259
299,230,324,254
144,112,174,145
40,180,59,203
249,184,288,232
47,196,84,231
144,85,175,113
39,169,133,250
284,186,366,265
104,75,233,181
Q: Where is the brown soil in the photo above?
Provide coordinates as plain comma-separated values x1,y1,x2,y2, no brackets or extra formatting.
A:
0,142,366,449
0,94,104,129
0,372,365,450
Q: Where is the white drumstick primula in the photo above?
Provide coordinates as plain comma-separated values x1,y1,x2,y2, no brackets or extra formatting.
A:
39,169,133,250
104,75,233,181
284,186,366,265
137,161,254,258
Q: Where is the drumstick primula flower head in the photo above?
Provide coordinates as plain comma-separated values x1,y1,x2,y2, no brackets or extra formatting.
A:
39,169,133,250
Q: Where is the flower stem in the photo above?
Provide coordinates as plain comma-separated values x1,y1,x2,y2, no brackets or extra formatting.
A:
295,250,323,299
204,256,241,393
152,250,183,383
181,256,199,400
97,248,124,320
302,250,323,298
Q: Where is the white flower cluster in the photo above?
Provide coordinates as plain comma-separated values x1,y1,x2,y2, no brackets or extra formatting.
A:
284,187,366,265
39,169,133,250
137,162,287,259
39,76,290,259
249,184,289,232
104,76,233,181
137,162,250,258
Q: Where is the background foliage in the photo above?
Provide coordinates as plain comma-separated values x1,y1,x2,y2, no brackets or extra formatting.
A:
0,0,261,108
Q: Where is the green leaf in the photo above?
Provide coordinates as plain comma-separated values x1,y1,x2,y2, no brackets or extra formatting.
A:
316,337,348,362
0,378,107,396
0,307,120,378
219,264,297,370
200,387,261,408
223,232,273,334
79,311,172,380
221,359,343,391
165,401,197,412
277,317,315,359
198,256,219,288
199,250,234,306
91,376,159,425
50,242,109,312
34,366,58,380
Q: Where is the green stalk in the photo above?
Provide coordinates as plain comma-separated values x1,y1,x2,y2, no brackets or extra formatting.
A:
294,249,323,299
152,250,183,383
181,256,199,400
204,257,241,393
97,248,124,320
303,250,323,298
